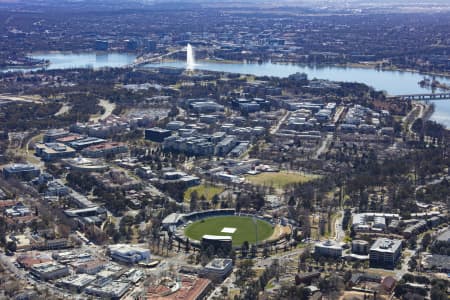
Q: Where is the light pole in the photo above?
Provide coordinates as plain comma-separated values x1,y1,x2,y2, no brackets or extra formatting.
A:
252,216,258,246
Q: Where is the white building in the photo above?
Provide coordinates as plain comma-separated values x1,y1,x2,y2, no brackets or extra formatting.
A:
108,244,150,264
314,240,343,258
200,258,233,281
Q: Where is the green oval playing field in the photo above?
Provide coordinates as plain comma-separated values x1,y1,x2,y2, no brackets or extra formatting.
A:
184,215,274,246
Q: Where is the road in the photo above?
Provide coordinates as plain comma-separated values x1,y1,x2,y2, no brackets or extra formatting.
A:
132,49,184,67
332,106,345,123
397,249,416,280
90,99,116,122
334,210,345,242
270,110,290,135
403,102,427,136
0,252,68,298
313,133,333,159
415,175,450,191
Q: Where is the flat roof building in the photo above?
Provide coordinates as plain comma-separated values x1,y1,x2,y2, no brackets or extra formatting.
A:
369,238,402,269
3,164,40,180
199,258,233,282
43,129,70,143
30,262,70,281
62,157,109,173
56,274,96,292
314,240,343,258
145,127,172,142
85,280,131,299
35,143,76,161
81,142,128,158
147,276,211,300
108,244,150,264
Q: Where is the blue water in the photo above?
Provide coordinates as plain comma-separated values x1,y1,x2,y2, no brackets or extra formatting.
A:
148,61,450,127
1,52,136,72
1,53,449,127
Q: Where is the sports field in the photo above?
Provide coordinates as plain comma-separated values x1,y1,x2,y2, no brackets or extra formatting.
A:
245,171,319,188
184,184,224,202
184,215,274,246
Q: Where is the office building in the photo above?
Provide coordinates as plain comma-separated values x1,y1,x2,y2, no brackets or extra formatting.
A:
200,258,233,282
145,127,172,142
201,235,232,255
108,244,150,264
3,164,40,180
56,274,96,292
351,240,369,255
85,280,131,299
369,238,402,269
314,240,343,258
81,142,128,158
30,262,70,281
35,143,76,161
43,129,70,143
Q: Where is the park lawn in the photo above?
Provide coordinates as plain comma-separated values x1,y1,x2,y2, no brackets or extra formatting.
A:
184,184,224,202
184,216,274,246
245,171,320,188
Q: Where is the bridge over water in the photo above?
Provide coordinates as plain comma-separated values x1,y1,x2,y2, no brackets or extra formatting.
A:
129,49,185,68
387,93,450,101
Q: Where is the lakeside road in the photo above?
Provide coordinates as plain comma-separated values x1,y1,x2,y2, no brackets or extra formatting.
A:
90,99,116,122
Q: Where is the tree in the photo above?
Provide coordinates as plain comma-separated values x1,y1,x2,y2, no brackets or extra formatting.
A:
343,270,352,283
190,191,198,212
5,241,17,253
212,194,220,207
250,244,257,258
408,258,417,272
421,233,431,250
236,259,255,287
288,196,296,206
241,241,249,257
185,238,190,252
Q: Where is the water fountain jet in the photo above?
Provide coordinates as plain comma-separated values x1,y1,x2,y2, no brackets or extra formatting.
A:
186,43,195,71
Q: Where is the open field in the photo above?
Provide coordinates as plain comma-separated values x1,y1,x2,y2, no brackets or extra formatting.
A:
184,184,224,202
184,216,274,246
245,171,319,188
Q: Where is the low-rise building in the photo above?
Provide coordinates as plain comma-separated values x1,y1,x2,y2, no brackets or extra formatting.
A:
85,280,131,299
68,137,106,150
35,143,76,161
351,240,369,255
81,142,128,158
108,244,150,264
147,276,211,300
62,157,109,173
30,262,70,281
43,129,70,143
314,240,343,258
56,274,96,292
295,272,321,285
199,258,233,282
3,164,40,180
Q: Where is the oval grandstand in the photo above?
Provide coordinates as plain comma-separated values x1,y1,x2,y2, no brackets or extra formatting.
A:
163,209,291,249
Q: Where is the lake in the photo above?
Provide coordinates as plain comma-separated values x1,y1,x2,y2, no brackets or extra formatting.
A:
1,52,449,127
148,60,450,127
1,52,136,72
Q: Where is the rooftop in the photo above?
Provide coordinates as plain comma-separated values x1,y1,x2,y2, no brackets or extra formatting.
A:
202,235,232,241
370,238,402,253
436,228,450,243
205,258,233,270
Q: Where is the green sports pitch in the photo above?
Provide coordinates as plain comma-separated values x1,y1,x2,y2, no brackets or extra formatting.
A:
184,215,274,246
